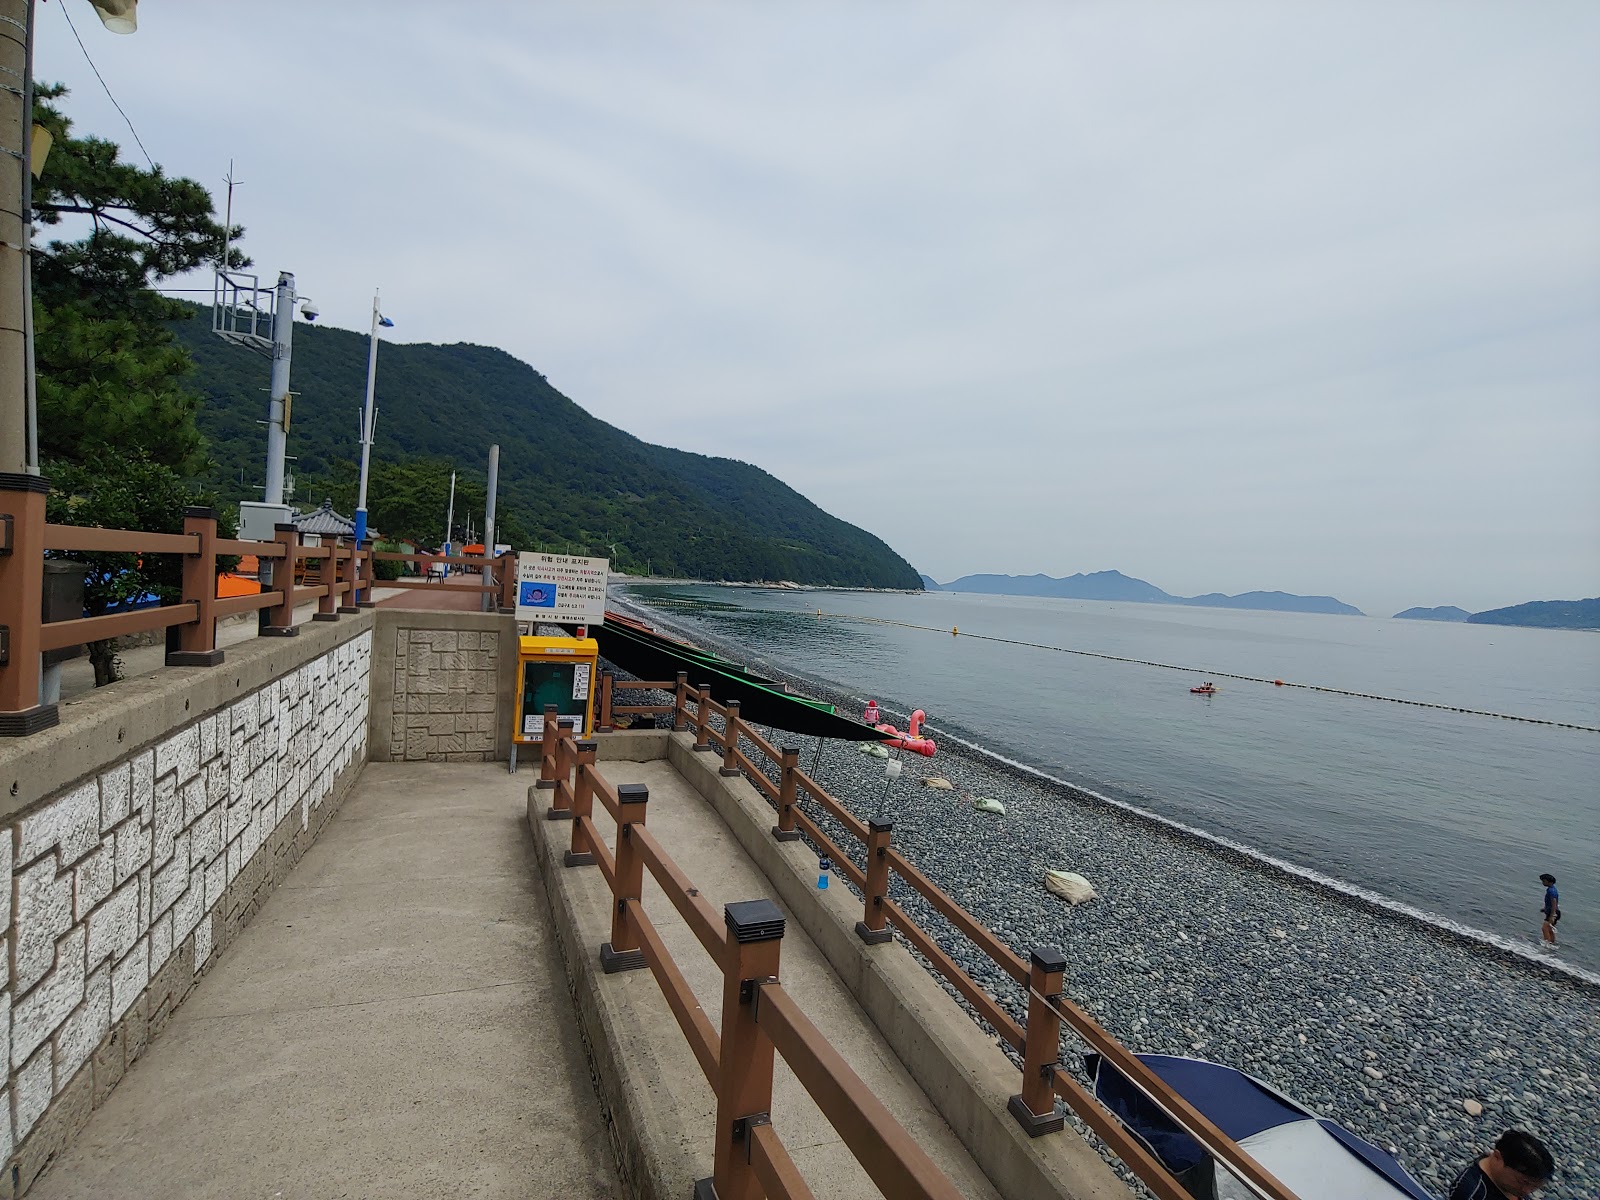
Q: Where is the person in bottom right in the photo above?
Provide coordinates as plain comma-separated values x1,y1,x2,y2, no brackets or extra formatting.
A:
1446,1129,1555,1200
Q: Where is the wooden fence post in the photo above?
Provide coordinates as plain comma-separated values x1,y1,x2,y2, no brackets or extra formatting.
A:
540,707,571,821
698,900,785,1200
565,738,598,866
1009,947,1068,1136
313,541,339,622
338,541,360,614
261,524,300,637
772,745,801,842
673,671,688,731
719,699,742,776
356,539,377,607
856,820,894,944
597,669,614,733
167,506,224,666
499,551,518,613
600,782,649,973
693,682,714,752
0,474,56,735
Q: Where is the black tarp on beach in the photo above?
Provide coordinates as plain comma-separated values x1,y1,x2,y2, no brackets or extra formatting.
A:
594,620,885,743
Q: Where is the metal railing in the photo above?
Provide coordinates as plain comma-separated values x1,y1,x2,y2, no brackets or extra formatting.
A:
535,708,965,1200
589,676,1302,1200
0,479,519,736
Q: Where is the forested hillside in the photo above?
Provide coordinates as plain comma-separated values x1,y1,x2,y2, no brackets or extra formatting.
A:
171,306,920,587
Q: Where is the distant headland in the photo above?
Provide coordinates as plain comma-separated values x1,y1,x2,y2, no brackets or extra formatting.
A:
1393,598,1599,630
920,569,1362,616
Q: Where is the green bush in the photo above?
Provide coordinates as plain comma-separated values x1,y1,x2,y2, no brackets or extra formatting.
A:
373,541,407,581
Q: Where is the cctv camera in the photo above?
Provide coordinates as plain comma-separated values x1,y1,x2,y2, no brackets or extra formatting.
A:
300,301,319,322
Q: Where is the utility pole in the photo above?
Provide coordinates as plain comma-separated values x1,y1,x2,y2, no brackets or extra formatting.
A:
1,0,33,475
354,289,389,545
481,444,499,611
263,271,296,506
443,469,456,554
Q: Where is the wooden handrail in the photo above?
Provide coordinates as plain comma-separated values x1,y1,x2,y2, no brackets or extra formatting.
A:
886,848,1029,985
370,550,497,567
39,603,198,652
576,815,617,887
755,982,965,1200
749,1121,817,1200
733,747,780,802
215,538,286,557
612,679,677,691
42,524,198,555
791,811,867,891
214,590,283,617
883,898,1024,1049
625,903,721,1083
633,825,726,963
792,767,871,844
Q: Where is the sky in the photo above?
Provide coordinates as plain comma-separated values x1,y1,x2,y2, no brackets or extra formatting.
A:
36,1,1600,616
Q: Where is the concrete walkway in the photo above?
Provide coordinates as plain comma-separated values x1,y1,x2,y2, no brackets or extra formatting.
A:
28,762,620,1199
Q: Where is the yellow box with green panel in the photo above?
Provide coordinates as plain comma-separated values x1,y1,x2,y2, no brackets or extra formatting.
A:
512,635,598,749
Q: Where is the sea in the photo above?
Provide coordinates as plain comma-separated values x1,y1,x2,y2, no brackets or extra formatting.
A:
620,584,1600,975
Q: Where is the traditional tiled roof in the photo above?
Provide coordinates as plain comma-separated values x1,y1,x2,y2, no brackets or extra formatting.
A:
293,499,355,536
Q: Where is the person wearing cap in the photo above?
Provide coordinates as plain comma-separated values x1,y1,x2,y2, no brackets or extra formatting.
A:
1446,1129,1554,1199
1539,873,1560,947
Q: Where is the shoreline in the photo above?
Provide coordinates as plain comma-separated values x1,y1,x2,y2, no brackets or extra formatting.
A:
609,591,1600,1198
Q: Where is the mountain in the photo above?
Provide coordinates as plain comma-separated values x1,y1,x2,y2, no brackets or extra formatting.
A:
1393,606,1471,622
170,306,920,589
934,570,1362,615
941,570,1170,602
1467,598,1600,630
918,574,942,591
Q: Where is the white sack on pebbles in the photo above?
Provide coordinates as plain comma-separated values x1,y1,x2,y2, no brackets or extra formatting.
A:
1045,870,1098,905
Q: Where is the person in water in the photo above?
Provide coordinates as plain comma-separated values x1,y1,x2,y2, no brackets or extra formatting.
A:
1540,873,1560,947
1446,1129,1554,1199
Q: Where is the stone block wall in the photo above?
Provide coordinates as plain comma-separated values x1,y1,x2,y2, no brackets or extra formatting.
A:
369,611,515,763
2,628,371,1192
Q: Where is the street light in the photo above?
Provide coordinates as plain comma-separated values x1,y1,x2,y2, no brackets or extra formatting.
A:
88,0,137,34
353,290,392,545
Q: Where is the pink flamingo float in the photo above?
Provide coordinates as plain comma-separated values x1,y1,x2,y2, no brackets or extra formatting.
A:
864,702,937,757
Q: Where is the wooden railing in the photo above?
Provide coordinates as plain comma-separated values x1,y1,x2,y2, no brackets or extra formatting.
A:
536,707,965,1200
631,682,1302,1200
0,476,521,736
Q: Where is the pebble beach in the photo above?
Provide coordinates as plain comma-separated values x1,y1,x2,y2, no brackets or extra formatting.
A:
609,597,1600,1199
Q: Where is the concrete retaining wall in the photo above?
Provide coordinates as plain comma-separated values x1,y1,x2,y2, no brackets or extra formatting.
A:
0,618,372,1196
367,610,517,763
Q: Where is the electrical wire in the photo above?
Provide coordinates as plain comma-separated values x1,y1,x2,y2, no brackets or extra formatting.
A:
57,0,154,168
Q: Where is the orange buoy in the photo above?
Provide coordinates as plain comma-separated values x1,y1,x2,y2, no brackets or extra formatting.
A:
1274,679,1284,686
952,626,959,635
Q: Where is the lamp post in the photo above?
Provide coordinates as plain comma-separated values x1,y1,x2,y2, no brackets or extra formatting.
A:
353,290,392,546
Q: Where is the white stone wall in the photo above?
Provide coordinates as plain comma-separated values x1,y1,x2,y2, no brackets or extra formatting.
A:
3,630,371,1160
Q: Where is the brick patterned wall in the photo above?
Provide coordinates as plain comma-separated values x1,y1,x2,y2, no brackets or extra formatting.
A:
3,630,371,1189
387,627,501,761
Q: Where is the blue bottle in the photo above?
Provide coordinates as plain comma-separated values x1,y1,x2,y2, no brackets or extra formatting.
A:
817,856,831,890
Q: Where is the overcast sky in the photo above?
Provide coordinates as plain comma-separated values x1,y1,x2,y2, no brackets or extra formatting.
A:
38,2,1600,615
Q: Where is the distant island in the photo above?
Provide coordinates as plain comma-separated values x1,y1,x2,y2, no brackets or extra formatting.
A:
1393,606,1471,622
1390,598,1599,630
1468,598,1600,630
924,569,1363,616
919,574,942,591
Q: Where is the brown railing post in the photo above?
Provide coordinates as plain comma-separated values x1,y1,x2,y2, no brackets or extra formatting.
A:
261,524,300,637
772,745,801,842
313,541,339,622
565,739,598,866
0,474,56,735
600,782,649,974
855,820,894,944
166,506,224,667
719,699,742,776
498,550,518,613
673,671,688,731
540,707,570,817
693,682,714,752
356,539,377,608
597,669,614,733
699,900,785,1200
1009,947,1068,1136
337,540,359,614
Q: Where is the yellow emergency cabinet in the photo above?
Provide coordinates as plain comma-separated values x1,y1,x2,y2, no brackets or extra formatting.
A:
510,635,598,772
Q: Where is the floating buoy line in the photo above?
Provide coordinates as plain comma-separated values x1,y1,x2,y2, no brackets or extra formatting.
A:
806,611,1599,734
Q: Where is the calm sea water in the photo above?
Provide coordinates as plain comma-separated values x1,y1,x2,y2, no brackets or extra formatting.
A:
623,585,1600,973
